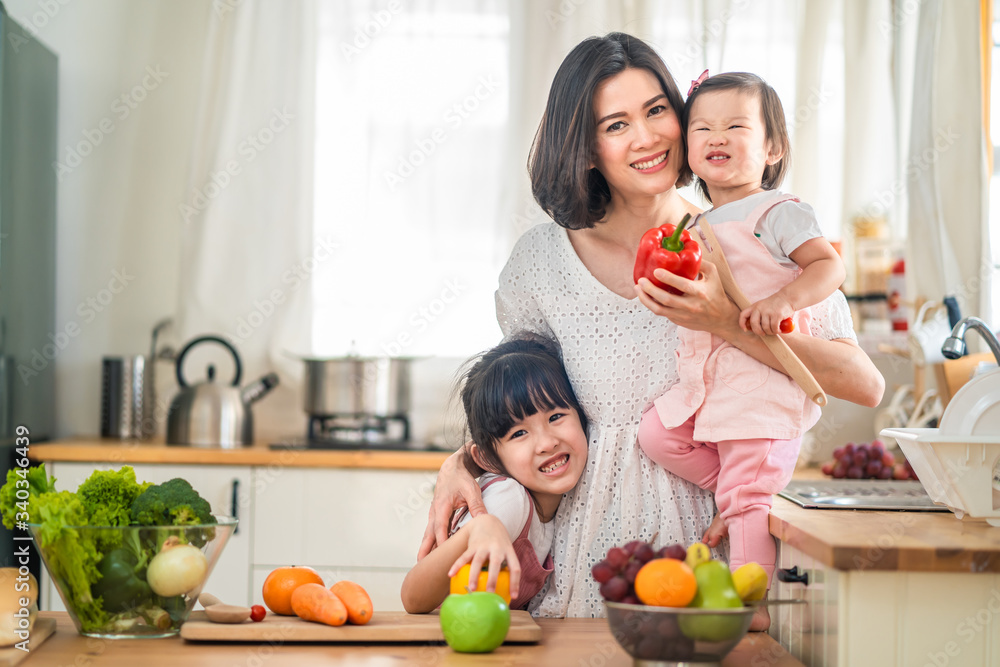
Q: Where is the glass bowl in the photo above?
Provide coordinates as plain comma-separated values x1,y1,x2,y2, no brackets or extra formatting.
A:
605,600,756,666
28,516,237,638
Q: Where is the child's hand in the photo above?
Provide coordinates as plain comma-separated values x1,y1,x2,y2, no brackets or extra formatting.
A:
447,514,521,601
740,293,794,336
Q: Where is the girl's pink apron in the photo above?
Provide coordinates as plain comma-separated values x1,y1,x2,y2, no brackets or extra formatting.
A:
653,191,821,442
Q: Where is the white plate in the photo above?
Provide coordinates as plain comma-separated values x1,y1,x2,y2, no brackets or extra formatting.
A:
938,367,1000,436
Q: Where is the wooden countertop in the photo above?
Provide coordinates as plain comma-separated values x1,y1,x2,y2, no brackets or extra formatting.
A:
770,469,1000,573
23,612,804,666
28,438,453,471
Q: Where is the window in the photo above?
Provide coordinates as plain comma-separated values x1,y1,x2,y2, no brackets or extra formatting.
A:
313,1,510,357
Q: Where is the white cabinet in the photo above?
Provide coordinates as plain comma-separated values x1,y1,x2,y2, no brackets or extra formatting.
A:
252,468,436,611
42,462,253,608
772,541,1000,666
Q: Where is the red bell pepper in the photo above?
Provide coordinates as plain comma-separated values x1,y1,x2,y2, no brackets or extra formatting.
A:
633,214,702,296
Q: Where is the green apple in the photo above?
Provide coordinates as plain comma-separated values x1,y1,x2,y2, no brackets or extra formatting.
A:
439,592,511,653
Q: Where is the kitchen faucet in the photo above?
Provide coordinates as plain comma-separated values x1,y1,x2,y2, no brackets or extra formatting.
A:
941,316,1000,365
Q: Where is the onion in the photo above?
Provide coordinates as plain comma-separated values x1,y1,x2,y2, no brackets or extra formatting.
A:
147,539,208,597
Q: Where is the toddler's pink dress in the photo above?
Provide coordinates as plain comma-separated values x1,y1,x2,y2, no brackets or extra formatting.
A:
638,191,822,581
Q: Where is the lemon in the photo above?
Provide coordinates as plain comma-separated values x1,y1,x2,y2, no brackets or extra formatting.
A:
731,562,768,602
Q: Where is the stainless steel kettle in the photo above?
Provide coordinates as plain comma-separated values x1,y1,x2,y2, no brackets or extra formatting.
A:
166,335,278,448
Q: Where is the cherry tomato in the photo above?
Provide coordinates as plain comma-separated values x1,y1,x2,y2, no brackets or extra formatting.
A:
779,318,795,334
250,605,266,622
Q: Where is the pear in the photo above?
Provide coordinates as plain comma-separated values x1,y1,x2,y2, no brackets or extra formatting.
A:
678,560,745,642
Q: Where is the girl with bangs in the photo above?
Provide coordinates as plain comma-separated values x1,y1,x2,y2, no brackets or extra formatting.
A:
401,333,589,614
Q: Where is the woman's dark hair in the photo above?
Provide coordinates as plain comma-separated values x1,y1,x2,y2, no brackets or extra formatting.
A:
529,32,692,230
459,333,588,477
683,72,790,203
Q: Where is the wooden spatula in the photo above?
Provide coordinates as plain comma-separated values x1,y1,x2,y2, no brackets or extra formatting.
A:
694,216,827,407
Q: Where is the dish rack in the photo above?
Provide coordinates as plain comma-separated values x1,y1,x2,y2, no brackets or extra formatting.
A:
882,366,1000,526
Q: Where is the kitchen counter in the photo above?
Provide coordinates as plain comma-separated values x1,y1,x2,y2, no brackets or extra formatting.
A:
770,469,1000,573
27,437,453,471
23,612,804,666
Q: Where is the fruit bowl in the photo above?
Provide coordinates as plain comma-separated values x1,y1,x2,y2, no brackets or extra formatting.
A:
29,516,237,638
605,600,756,666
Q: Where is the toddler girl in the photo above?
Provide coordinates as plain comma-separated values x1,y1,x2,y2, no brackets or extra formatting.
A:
401,333,588,613
637,72,845,629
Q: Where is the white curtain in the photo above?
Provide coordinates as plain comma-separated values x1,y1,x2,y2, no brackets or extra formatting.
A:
906,0,991,322
312,0,512,359
177,0,318,441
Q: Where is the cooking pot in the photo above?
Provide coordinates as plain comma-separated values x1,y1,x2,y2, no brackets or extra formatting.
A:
166,335,279,448
302,356,411,417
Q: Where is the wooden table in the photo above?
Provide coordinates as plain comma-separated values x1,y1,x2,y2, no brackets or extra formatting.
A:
22,613,804,666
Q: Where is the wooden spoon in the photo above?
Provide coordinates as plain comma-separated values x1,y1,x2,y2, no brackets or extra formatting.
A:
694,216,827,407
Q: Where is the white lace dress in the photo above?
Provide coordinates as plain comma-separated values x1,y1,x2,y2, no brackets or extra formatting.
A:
495,222,857,618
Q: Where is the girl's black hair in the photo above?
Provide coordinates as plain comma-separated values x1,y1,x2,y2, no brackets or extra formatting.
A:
529,32,692,230
682,71,791,203
459,333,588,477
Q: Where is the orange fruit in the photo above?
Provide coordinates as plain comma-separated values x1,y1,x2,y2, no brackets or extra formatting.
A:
262,566,325,615
634,558,697,607
449,563,511,605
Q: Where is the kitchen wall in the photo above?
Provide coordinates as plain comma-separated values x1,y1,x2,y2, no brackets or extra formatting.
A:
6,0,906,452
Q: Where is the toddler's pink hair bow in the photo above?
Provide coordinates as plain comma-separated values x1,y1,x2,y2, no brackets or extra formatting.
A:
687,69,709,97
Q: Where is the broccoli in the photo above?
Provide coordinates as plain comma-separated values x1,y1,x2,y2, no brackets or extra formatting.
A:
77,466,152,528
130,478,216,527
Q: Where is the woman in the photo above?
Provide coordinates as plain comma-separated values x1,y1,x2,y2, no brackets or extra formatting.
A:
419,33,883,618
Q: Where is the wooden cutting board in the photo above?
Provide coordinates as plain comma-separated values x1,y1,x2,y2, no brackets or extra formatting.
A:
180,609,542,643
0,617,57,667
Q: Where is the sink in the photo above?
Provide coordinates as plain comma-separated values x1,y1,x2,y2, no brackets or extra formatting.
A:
779,479,949,511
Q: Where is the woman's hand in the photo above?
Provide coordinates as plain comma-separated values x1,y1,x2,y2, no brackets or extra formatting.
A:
417,446,486,561
447,514,522,601
636,262,885,407
635,261,741,337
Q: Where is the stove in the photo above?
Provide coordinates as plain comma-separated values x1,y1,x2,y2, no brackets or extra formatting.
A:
269,413,416,451
778,479,951,511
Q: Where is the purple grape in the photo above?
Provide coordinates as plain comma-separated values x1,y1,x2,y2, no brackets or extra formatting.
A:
606,547,629,571
622,540,645,556
865,460,883,478
599,576,630,602
621,594,639,605
591,560,615,584
877,466,893,480
832,461,848,479
852,450,868,467
844,443,856,456
633,543,656,564
832,447,845,461
659,544,687,561
846,465,864,479
622,560,643,585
